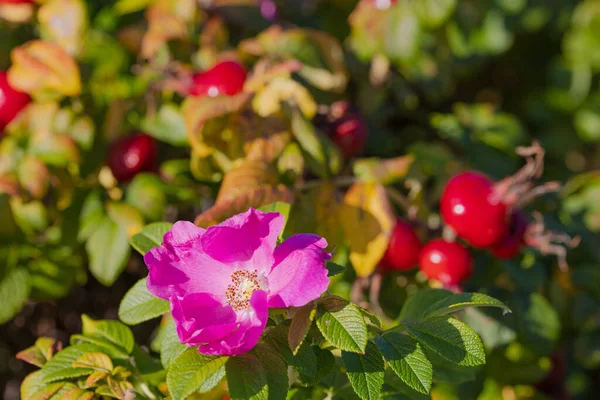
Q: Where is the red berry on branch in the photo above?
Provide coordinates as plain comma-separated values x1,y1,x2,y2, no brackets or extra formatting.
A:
440,171,508,248
380,219,422,271
107,133,158,183
189,60,247,97
419,239,473,286
0,71,30,132
318,101,368,159
491,210,529,259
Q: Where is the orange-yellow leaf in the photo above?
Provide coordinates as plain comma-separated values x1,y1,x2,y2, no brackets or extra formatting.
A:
9,40,81,98
341,183,395,277
38,0,88,56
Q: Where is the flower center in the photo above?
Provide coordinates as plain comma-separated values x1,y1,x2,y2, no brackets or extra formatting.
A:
226,270,263,311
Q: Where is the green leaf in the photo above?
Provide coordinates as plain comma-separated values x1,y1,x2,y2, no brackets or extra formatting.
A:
125,173,167,221
422,293,510,319
69,334,129,360
511,292,560,357
342,341,385,400
86,216,131,286
166,349,228,400
141,103,189,147
298,346,336,386
118,278,170,325
288,300,317,354
375,333,432,394
0,268,30,324
72,352,113,372
404,317,486,367
226,353,268,400
78,191,104,242
253,344,289,400
160,318,187,368
81,315,135,355
41,344,104,383
130,222,173,255
399,289,454,321
326,261,347,277
316,296,368,353
259,202,291,240
263,324,317,377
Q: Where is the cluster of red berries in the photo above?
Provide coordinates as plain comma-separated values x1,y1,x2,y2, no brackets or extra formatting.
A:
107,60,247,183
381,148,574,286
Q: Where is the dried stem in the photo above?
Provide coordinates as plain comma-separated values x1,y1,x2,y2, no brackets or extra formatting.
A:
525,212,580,271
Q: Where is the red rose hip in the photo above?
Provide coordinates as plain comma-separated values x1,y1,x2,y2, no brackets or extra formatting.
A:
380,219,422,271
491,210,528,259
189,60,247,97
440,171,508,248
419,239,473,286
0,71,30,132
107,133,158,183
320,101,368,159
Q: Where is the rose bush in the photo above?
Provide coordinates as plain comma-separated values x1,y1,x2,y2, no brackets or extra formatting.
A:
1,0,598,399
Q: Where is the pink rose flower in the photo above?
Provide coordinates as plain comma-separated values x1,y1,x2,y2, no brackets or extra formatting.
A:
144,208,331,356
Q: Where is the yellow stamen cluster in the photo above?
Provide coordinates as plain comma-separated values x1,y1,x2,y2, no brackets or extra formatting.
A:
226,270,261,311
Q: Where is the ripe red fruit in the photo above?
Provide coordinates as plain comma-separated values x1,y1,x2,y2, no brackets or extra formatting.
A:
189,60,247,97
440,171,508,248
380,219,422,271
0,71,30,132
107,133,158,183
491,210,528,259
419,239,473,286
319,101,368,159
0,0,34,3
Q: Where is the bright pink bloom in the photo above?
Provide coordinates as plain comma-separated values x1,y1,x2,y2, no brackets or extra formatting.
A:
144,208,331,355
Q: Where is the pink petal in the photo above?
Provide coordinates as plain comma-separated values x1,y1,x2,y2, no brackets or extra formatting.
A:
170,293,239,346
144,221,233,300
266,234,331,308
200,208,284,274
198,290,268,356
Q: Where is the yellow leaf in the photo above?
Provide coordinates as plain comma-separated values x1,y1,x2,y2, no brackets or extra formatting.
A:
8,40,81,99
0,3,34,24
216,159,279,204
252,76,317,119
106,202,144,238
182,92,251,158
141,0,197,58
341,183,395,277
195,185,294,228
315,182,344,248
353,155,414,184
38,0,88,56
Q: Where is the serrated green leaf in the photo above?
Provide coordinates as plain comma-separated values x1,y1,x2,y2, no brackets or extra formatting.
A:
423,293,510,319
375,333,432,394
511,292,560,357
226,353,268,400
316,296,368,354
263,324,317,376
118,278,169,325
69,335,129,360
253,344,289,400
72,352,113,372
342,341,385,400
288,301,317,354
21,371,45,400
399,289,454,321
166,349,228,400
130,222,173,255
81,315,135,355
326,261,346,277
16,337,57,368
86,216,131,286
0,268,30,324
404,317,485,367
298,346,336,386
160,318,187,368
41,344,104,383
